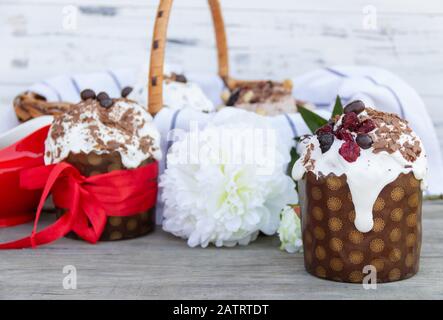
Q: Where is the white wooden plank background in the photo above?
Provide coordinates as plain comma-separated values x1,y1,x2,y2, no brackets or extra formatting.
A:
1,0,442,152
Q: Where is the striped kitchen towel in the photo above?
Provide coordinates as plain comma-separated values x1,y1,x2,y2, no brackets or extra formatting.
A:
1,65,441,225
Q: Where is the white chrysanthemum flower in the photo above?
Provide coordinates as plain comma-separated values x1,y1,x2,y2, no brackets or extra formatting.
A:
160,112,297,247
278,205,303,253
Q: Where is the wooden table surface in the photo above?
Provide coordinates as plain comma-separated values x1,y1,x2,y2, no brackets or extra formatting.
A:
0,200,442,300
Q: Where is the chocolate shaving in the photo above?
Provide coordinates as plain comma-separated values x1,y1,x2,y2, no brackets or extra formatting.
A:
303,143,316,171
46,97,157,165
365,108,421,162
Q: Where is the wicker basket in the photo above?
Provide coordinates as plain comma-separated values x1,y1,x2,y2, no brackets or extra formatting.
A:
14,0,299,120
148,0,297,115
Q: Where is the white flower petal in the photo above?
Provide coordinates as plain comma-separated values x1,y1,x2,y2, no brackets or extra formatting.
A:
278,206,303,253
161,115,297,248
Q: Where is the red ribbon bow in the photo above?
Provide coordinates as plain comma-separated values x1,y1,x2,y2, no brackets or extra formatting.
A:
0,161,158,249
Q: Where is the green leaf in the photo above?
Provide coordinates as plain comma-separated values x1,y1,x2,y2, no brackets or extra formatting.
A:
332,95,344,118
298,105,328,134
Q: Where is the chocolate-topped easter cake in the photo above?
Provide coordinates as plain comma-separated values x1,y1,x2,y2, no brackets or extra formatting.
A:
128,71,215,113
14,87,135,122
45,89,161,241
292,100,427,283
162,72,215,113
14,92,74,122
223,80,298,116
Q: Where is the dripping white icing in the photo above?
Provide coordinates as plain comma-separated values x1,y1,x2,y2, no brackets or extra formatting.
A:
292,109,428,233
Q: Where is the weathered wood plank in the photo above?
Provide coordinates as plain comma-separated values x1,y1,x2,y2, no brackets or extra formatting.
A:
1,3,442,100
0,201,442,299
3,0,443,13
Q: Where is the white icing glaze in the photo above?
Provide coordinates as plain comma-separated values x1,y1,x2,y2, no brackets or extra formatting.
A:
128,78,215,113
45,99,162,169
163,81,215,113
292,110,428,233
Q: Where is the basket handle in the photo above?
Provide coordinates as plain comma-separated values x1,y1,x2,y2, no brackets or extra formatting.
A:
148,0,229,115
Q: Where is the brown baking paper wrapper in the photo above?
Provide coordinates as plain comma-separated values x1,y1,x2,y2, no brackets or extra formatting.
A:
299,172,422,283
56,151,155,241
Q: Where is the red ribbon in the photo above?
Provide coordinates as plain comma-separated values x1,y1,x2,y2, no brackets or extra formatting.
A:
0,161,158,249
0,125,49,227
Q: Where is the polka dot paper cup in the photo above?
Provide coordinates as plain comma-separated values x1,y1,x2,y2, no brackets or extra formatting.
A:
298,172,422,283
56,151,156,241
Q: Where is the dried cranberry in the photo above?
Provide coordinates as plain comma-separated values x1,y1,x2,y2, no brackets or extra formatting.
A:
335,127,354,141
356,134,373,149
357,119,376,133
344,100,365,115
339,141,361,162
317,133,334,153
315,124,333,136
341,112,360,131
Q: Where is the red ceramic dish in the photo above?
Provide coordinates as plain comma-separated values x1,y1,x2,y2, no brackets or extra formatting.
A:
0,126,49,227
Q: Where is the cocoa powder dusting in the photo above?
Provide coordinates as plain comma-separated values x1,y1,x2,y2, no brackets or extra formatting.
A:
50,122,64,141
47,97,157,165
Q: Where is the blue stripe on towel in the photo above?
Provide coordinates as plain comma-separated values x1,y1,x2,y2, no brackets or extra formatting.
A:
313,102,333,108
311,99,352,108
363,75,406,119
41,81,63,102
283,113,298,139
107,70,122,91
70,77,81,95
324,67,347,78
324,67,406,118
165,109,182,169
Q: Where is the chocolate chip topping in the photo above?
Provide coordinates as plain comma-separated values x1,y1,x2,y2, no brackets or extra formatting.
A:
97,92,110,101
344,100,365,115
80,89,96,101
99,98,113,109
121,86,133,98
356,133,373,149
318,133,334,153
